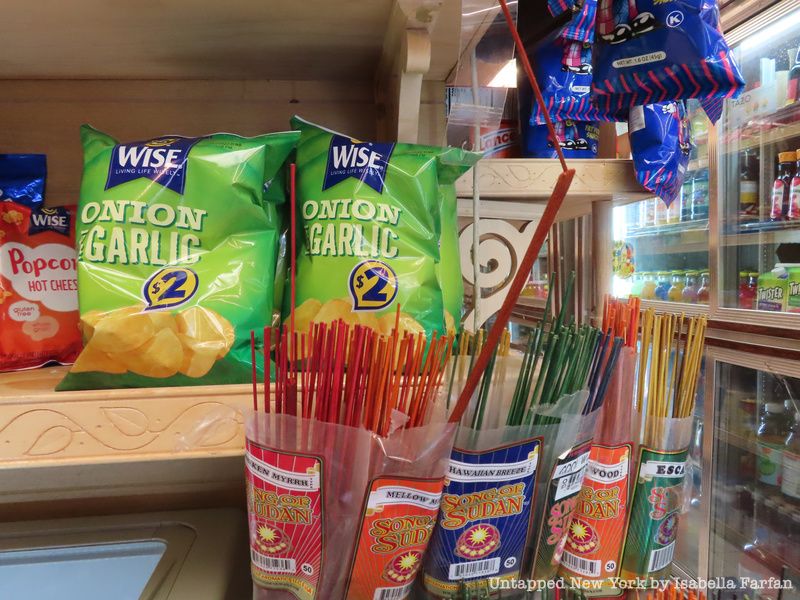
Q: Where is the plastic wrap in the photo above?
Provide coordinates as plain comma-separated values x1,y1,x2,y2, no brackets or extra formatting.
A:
246,412,456,600
559,347,638,587
619,415,694,581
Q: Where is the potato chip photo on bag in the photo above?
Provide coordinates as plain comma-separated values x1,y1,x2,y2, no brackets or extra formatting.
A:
58,126,298,390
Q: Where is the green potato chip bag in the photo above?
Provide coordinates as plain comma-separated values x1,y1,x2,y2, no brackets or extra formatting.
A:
58,126,298,390
438,184,464,337
287,117,479,339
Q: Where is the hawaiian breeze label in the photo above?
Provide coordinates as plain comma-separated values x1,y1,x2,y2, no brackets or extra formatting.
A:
424,438,542,596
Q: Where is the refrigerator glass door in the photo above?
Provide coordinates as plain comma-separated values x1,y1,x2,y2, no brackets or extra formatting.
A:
613,101,710,308
709,352,800,599
717,7,800,320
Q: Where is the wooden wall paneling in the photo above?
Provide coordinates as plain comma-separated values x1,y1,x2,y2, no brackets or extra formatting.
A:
0,79,378,206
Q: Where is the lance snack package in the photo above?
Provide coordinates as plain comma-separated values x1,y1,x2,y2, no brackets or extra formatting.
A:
58,126,297,390
629,102,692,207
1,155,81,371
592,0,744,110
523,120,599,159
287,117,479,339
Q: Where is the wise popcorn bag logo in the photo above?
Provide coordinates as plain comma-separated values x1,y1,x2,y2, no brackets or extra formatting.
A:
346,477,444,600
424,438,542,597
245,440,323,600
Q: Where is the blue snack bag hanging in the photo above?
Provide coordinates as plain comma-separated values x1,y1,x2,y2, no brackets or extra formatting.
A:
0,155,46,208
523,120,599,159
562,0,597,43
629,101,692,206
592,0,744,109
531,39,599,125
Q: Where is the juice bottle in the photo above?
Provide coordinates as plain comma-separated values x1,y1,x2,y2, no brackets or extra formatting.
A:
770,152,796,221
682,270,699,303
667,270,685,302
630,271,644,297
697,271,710,304
757,265,789,311
641,271,657,300
739,148,760,224
691,167,709,221
757,402,790,489
641,199,656,228
654,271,670,301
788,150,800,220
738,270,757,309
681,173,694,221
782,412,800,507
666,195,681,224
655,198,668,226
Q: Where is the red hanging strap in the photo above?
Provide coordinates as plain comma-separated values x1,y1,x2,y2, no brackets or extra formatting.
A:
449,0,576,424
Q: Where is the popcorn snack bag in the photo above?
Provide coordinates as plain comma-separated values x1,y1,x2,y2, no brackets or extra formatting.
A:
1,154,81,371
287,117,479,339
58,127,297,390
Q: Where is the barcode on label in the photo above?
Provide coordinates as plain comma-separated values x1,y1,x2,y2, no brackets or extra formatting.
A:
648,541,675,572
372,583,413,600
561,551,601,577
250,549,296,573
448,557,501,580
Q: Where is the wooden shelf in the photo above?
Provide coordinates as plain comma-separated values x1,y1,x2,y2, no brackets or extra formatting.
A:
0,366,254,509
2,0,457,82
455,158,649,222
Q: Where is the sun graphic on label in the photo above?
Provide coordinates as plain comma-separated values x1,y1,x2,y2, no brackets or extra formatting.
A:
348,260,398,311
566,519,599,555
383,550,422,584
455,523,501,559
254,523,291,555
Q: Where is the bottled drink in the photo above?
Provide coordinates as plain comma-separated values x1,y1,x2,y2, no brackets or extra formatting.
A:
641,199,656,228
667,270,685,302
641,271,657,300
697,271,710,304
681,173,694,222
738,270,757,309
770,152,796,221
666,198,681,224
757,402,790,489
788,150,800,221
682,270,699,303
739,148,760,223
654,271,671,301
655,198,668,226
782,412,800,506
691,167,709,220
630,271,644,297
788,46,800,104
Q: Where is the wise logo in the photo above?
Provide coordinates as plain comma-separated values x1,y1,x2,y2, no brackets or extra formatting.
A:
323,135,394,194
143,266,199,310
349,260,398,311
105,136,204,195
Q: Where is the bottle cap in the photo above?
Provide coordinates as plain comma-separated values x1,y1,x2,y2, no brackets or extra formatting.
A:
672,270,684,276
748,272,759,278
779,151,797,163
739,270,749,277
686,270,699,276
701,271,710,276
766,402,784,413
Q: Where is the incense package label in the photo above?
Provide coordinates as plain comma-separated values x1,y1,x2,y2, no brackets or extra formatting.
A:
560,443,632,583
533,440,592,578
423,438,542,597
620,447,688,579
345,477,444,600
245,439,323,600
